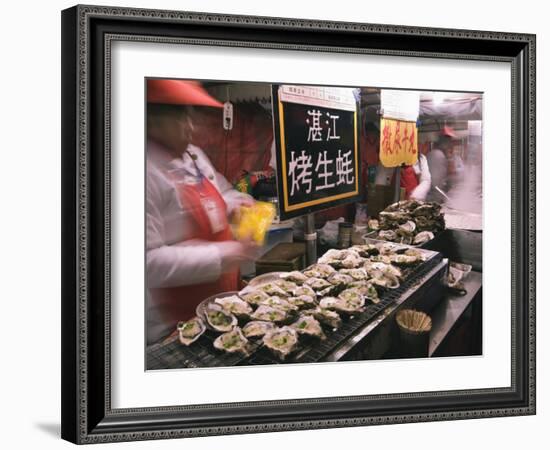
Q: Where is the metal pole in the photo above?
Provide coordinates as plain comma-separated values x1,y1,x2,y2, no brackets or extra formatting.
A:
393,166,401,203
304,213,317,266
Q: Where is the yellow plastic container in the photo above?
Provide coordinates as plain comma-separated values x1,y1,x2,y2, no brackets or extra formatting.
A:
234,201,276,245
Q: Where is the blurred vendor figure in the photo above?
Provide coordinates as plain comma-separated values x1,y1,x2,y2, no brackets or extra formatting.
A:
426,126,456,202
375,153,431,201
146,79,257,344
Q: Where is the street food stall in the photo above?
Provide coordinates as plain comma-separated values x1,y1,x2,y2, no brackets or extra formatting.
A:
146,81,483,370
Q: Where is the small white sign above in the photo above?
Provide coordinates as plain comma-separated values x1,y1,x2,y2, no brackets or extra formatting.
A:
279,85,357,111
381,89,420,122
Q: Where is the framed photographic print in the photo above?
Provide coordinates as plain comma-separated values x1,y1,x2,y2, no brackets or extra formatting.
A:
61,4,536,444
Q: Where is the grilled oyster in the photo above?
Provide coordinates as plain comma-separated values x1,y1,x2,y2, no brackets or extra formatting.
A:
339,268,369,281
280,271,308,284
242,320,276,339
348,280,379,300
317,284,341,297
292,284,316,297
389,253,419,266
257,282,289,297
338,289,366,308
404,248,427,261
367,254,391,264
377,242,402,255
177,317,206,346
262,326,299,360
205,304,237,332
383,263,403,280
303,263,335,278
319,296,346,310
327,272,354,285
413,231,435,245
214,295,253,318
301,267,322,278
286,294,317,309
370,273,400,289
213,327,249,354
306,307,342,329
291,315,326,340
364,261,391,276
340,253,363,269
239,289,270,305
260,296,298,312
318,248,347,262
304,277,332,290
320,294,364,314
250,305,287,323
274,279,299,293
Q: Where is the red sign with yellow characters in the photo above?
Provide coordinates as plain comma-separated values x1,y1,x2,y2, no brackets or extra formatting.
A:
379,118,418,167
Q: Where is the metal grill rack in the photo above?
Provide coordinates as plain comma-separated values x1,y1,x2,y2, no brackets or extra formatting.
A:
147,251,442,370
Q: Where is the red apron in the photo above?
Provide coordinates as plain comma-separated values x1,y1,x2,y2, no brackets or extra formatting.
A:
400,166,419,198
391,166,419,199
149,176,239,334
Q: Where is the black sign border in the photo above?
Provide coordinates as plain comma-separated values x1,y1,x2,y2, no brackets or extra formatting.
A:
272,84,362,220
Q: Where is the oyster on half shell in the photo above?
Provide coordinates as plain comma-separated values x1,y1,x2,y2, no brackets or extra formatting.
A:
205,304,237,332
340,253,363,269
327,272,354,285
292,284,316,297
304,277,332,291
348,281,380,304
306,307,342,329
370,273,400,289
338,289,366,309
177,317,206,346
339,268,369,281
291,315,326,340
213,327,249,354
242,320,276,339
389,253,419,266
257,282,288,297
214,295,253,318
320,292,365,314
274,279,299,293
250,305,287,323
286,294,317,309
280,271,308,284
262,326,299,360
259,296,298,312
239,289,270,305
303,263,336,278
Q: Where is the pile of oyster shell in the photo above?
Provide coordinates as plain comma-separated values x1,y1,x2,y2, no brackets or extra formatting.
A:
367,200,445,245
176,242,427,361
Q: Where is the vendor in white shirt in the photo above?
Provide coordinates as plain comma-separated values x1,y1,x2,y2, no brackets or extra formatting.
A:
146,79,257,344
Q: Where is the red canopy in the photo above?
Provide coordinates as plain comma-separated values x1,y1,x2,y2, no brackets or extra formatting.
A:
147,79,223,108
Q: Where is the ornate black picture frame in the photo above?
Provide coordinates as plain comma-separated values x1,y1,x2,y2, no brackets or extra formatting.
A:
61,4,536,444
